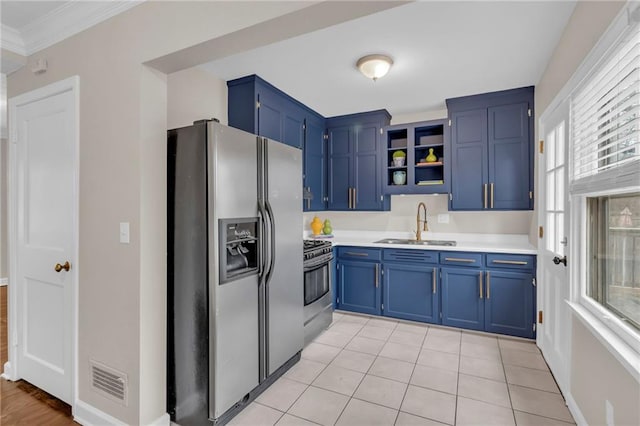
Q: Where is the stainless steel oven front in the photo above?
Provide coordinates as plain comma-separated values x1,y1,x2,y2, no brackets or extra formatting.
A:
303,252,333,345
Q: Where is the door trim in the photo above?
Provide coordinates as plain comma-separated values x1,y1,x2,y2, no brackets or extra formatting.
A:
6,76,79,410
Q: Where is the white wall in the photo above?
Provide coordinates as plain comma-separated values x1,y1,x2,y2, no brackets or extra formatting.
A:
167,67,228,129
304,194,533,235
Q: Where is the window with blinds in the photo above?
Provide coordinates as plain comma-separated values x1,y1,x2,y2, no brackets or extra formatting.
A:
571,24,639,182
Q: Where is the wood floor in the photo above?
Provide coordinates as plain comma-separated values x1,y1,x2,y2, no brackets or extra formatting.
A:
0,286,77,425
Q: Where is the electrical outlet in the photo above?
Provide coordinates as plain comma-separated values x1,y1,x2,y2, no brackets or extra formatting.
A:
437,214,450,224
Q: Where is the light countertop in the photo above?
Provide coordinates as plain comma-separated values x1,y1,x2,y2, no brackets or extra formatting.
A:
304,230,537,255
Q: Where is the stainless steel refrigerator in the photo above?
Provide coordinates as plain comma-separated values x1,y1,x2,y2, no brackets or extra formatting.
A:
167,121,303,425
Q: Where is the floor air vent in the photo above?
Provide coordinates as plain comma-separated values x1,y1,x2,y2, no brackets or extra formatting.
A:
90,360,128,406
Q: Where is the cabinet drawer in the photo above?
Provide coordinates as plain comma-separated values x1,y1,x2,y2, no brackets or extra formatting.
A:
486,254,535,271
439,252,483,267
337,246,381,261
383,249,438,264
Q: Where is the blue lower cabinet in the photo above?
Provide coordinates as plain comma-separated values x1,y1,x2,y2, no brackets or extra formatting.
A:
485,270,534,338
383,263,439,324
441,267,484,331
337,260,381,315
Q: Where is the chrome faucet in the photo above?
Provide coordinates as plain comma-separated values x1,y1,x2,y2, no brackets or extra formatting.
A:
416,202,429,241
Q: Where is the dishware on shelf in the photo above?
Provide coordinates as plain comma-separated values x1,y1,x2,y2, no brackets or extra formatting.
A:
393,157,405,167
393,171,406,185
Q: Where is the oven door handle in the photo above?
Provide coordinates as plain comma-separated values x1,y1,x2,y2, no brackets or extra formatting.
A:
304,255,333,272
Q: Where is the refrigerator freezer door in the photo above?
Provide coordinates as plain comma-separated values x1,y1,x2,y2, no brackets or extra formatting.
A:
167,124,210,425
265,139,304,375
208,123,260,419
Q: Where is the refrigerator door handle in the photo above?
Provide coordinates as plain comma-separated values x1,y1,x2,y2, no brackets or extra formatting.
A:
264,199,276,286
257,136,268,278
257,203,268,276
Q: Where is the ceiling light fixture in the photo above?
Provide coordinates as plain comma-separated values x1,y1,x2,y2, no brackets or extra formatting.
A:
356,54,393,81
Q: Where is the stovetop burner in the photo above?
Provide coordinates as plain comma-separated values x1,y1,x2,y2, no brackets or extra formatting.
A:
303,239,333,262
303,239,332,251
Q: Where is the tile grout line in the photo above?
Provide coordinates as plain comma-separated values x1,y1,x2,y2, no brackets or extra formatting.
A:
453,331,462,426
330,316,396,425
394,325,427,425
497,341,518,426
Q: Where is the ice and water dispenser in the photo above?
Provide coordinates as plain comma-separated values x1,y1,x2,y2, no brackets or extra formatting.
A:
219,218,259,284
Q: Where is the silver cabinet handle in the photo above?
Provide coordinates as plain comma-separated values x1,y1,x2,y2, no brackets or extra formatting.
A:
432,267,437,294
479,271,483,299
492,259,528,265
486,271,491,299
444,257,476,263
348,188,352,209
375,263,379,288
490,182,494,209
306,187,311,210
344,251,368,257
483,183,488,209
353,187,357,209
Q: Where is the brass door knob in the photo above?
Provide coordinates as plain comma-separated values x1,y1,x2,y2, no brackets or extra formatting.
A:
55,261,71,272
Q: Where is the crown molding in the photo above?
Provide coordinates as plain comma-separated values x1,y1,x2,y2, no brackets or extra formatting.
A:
3,1,144,57
1,24,26,56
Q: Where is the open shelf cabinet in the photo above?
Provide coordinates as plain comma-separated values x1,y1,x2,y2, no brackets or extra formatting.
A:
383,119,450,194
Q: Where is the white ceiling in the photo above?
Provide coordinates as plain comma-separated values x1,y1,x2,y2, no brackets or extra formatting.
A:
1,1,66,29
0,1,577,118
201,1,577,117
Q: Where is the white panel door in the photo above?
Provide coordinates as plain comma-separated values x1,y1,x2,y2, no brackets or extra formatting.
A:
11,81,77,404
537,100,571,395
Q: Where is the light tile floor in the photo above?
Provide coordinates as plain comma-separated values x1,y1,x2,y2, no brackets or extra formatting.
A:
229,312,576,426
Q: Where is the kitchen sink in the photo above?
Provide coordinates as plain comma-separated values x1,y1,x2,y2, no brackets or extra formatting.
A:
374,238,456,247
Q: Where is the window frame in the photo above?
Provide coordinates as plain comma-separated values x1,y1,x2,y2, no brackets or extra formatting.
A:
571,181,640,354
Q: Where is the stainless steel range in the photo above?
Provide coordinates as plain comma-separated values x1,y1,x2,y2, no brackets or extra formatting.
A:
303,240,333,345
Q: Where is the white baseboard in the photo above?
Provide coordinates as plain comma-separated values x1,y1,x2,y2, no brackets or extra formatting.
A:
0,278,7,286
1,361,16,380
74,400,170,426
148,413,170,426
74,399,126,426
565,392,587,426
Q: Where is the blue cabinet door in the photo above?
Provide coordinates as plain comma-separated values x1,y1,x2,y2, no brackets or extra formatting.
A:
383,263,439,324
450,109,488,210
354,124,383,210
441,267,484,331
488,103,531,210
485,270,534,338
327,126,352,210
304,116,327,211
337,260,381,315
282,104,305,149
256,87,284,142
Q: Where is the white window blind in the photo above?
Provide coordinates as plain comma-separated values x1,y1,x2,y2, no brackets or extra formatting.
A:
571,23,640,182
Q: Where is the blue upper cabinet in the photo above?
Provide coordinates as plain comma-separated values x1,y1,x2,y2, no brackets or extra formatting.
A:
447,87,534,211
327,110,391,211
383,119,451,195
304,114,327,211
450,109,488,209
227,75,327,211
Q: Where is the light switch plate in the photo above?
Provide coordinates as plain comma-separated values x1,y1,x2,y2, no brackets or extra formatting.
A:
437,214,450,224
119,222,130,244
